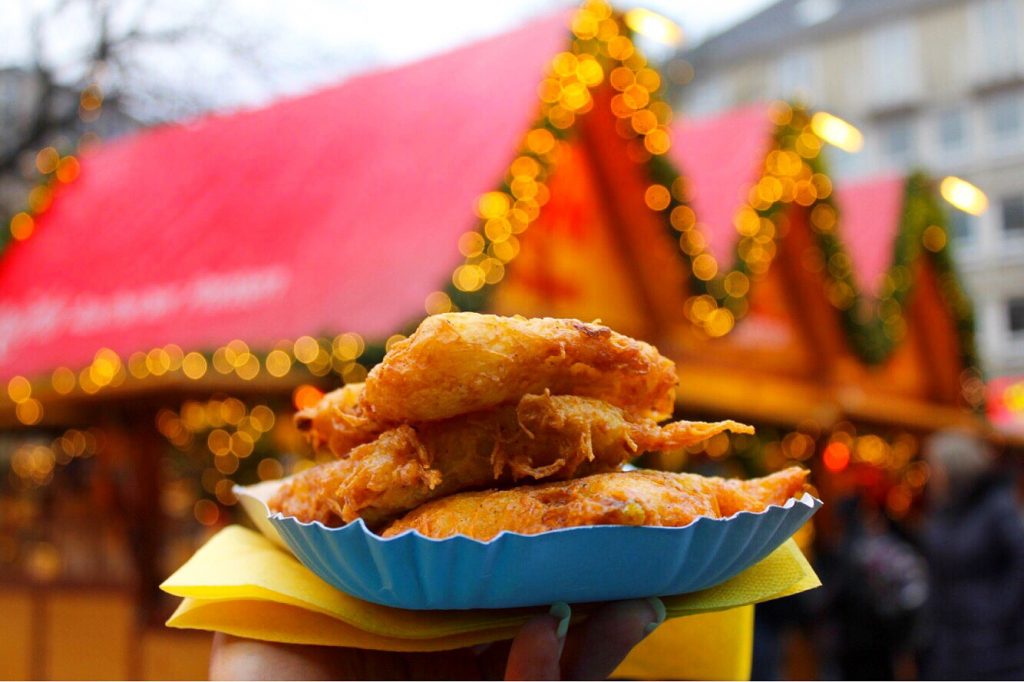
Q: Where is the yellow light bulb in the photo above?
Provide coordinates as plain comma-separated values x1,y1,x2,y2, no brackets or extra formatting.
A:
810,112,864,153
623,8,683,47
7,375,31,403
940,176,988,216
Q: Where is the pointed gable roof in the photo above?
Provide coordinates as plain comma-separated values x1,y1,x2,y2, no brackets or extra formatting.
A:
833,175,905,297
668,104,776,265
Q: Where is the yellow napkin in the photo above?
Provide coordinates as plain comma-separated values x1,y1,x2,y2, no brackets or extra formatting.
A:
162,525,819,678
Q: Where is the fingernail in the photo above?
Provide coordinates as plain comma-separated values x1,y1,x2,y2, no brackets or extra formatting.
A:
643,597,666,636
549,601,571,639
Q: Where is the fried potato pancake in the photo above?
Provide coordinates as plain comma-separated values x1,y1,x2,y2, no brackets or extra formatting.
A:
506,393,753,480
272,425,445,526
361,313,678,423
269,393,753,527
382,468,809,540
293,383,386,458
709,466,809,517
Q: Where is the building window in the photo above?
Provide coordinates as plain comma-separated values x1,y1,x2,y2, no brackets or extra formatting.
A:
880,118,915,164
972,0,1022,83
1001,194,1024,235
986,92,1023,139
937,108,968,153
1009,297,1024,334
948,209,975,246
868,21,920,107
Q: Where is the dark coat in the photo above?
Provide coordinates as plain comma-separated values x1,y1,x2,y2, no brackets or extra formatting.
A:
921,475,1024,680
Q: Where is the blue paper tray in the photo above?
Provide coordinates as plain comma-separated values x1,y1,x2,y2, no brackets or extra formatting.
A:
237,479,821,611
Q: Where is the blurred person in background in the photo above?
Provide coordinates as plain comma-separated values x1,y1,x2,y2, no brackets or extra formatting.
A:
919,430,1024,680
819,495,927,680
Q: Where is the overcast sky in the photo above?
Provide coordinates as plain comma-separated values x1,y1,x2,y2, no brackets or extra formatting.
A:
255,0,778,102
0,0,775,118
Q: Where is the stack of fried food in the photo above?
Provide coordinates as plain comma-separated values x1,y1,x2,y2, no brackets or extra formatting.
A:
269,313,807,541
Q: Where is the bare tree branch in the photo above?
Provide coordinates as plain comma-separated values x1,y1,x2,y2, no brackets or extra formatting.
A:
0,0,284,215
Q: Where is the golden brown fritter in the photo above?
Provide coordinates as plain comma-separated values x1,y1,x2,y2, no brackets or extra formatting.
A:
382,468,809,540
502,393,753,480
361,313,678,423
293,383,387,458
269,393,753,528
267,458,348,526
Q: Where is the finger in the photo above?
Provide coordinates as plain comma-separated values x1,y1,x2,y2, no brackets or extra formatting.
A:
505,603,571,681
560,598,665,680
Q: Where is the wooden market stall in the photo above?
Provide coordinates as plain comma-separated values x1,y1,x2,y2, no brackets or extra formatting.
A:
0,2,990,677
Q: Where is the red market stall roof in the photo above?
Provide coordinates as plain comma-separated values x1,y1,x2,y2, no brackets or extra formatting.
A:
0,13,570,381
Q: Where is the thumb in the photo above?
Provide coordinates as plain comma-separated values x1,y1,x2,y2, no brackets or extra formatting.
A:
560,598,665,680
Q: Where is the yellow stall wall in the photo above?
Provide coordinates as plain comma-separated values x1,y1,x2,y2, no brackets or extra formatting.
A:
0,587,210,680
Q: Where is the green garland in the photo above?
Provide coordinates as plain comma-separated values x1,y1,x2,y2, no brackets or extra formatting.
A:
903,173,980,371
443,116,575,315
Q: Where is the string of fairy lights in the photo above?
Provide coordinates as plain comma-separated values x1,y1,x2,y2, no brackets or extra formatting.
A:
5,80,102,249
157,396,289,527
6,427,102,489
6,148,82,247
646,104,829,338
444,0,674,313
3,333,379,426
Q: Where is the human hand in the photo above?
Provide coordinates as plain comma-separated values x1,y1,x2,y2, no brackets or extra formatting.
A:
209,598,666,680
